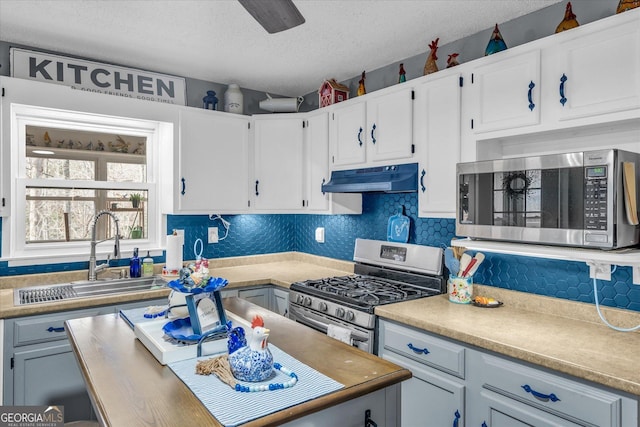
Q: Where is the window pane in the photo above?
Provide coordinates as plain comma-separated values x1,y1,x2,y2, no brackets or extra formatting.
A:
25,188,148,243
107,162,147,183
26,157,95,180
25,188,96,243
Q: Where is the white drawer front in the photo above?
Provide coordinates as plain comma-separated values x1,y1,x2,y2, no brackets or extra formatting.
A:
477,352,622,427
381,320,465,378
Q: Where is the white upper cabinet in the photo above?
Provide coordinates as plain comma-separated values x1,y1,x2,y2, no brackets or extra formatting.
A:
329,100,367,167
167,108,250,213
303,112,361,214
463,9,640,162
366,87,415,163
329,86,415,170
544,11,640,124
470,49,541,133
304,112,331,211
414,72,462,218
252,114,304,211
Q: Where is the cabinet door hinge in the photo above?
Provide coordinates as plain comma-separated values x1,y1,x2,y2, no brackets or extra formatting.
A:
411,90,415,100
411,144,415,154
471,119,474,129
459,76,463,87
11,357,14,369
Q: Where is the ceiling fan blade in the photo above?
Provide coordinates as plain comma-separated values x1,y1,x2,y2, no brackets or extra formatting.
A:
238,0,305,34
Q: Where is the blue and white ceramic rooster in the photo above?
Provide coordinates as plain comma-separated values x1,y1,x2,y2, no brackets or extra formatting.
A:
227,315,274,382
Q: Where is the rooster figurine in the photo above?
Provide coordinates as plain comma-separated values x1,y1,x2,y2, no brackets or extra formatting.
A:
555,2,579,33
423,38,439,75
227,315,274,382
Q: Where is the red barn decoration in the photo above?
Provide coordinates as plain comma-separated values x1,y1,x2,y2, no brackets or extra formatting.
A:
318,79,350,108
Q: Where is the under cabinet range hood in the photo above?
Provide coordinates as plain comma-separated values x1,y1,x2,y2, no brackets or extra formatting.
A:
321,163,418,193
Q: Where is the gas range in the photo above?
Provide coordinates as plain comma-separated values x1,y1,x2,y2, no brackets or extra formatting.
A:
288,238,445,353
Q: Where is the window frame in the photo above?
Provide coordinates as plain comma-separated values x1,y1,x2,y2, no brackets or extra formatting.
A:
4,104,165,266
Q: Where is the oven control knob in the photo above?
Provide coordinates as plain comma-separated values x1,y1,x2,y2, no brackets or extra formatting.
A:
319,302,328,312
336,307,345,318
296,294,305,304
304,296,312,307
346,311,355,321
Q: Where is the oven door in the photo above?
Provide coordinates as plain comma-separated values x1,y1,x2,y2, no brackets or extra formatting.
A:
288,303,373,353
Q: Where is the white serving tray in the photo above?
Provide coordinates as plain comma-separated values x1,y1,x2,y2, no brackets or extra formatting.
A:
134,312,250,365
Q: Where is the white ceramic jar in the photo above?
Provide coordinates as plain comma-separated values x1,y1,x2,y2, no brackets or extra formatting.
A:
224,83,244,114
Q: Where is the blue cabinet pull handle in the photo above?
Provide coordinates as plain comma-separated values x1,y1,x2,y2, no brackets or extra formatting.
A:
321,178,326,195
528,81,536,111
521,384,561,402
559,74,568,106
255,180,260,196
371,123,377,144
452,409,460,427
407,342,430,355
47,326,65,333
357,127,363,146
420,169,426,192
181,177,186,195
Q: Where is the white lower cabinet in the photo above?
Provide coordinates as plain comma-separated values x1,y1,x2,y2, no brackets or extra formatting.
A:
2,298,166,423
378,319,639,427
226,286,289,317
378,319,466,427
272,287,289,318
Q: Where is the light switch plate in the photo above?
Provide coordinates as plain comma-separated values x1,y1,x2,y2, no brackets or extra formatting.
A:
208,227,218,244
315,227,325,243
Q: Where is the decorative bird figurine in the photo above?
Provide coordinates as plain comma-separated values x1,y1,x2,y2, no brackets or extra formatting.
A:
227,315,274,382
555,2,579,33
357,71,366,96
398,63,406,83
446,53,460,68
617,0,640,13
485,24,507,56
423,38,439,75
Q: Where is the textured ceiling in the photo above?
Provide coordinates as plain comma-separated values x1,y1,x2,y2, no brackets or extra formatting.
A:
0,0,562,97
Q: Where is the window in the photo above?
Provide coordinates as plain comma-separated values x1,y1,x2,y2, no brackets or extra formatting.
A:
7,105,166,265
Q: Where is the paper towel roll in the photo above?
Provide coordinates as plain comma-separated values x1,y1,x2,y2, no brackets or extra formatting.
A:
166,234,183,271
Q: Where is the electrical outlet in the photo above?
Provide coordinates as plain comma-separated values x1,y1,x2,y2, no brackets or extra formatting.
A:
208,227,219,244
315,227,325,243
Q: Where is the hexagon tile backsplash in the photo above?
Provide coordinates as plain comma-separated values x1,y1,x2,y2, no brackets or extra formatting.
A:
0,193,638,312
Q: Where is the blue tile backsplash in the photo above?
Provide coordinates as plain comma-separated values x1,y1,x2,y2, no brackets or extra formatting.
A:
1,194,639,312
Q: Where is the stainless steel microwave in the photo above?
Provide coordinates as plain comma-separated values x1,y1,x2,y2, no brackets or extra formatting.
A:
456,149,640,249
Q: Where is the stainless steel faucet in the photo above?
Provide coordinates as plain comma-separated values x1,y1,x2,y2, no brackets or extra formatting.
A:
88,210,120,281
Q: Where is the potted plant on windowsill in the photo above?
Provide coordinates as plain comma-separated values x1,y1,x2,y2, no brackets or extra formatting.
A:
130,225,143,239
129,193,142,208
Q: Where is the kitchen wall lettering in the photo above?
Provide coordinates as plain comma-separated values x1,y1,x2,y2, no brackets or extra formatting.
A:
10,47,186,105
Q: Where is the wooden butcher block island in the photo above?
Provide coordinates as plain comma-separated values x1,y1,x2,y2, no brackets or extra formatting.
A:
65,297,409,427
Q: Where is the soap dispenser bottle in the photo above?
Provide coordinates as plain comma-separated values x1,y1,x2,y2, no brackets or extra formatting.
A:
130,247,141,278
142,251,154,277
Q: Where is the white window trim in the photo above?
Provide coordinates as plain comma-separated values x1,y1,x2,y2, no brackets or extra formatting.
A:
2,104,170,266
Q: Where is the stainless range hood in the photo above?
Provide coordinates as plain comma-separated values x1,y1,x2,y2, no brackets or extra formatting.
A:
321,163,418,193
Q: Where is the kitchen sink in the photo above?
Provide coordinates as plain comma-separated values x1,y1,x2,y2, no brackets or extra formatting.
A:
14,276,167,305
